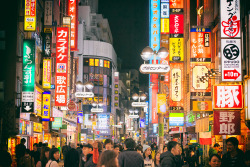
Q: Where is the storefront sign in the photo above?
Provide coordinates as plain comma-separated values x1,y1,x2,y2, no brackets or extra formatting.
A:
52,117,62,129
214,110,241,135
169,113,184,126
42,91,51,121
170,14,184,34
68,0,78,51
145,101,149,125
169,38,184,61
52,107,63,117
213,85,243,109
91,108,104,113
157,94,167,113
150,0,161,51
24,0,36,31
34,87,42,116
161,3,169,18
44,1,52,25
221,39,242,81
33,122,42,133
161,19,170,34
114,72,119,109
151,74,159,123
140,64,170,74
42,59,51,89
75,92,94,98
55,27,68,106
131,102,147,107
245,79,250,120
169,0,183,8
44,34,52,56
68,101,76,111
220,0,240,38
193,101,212,111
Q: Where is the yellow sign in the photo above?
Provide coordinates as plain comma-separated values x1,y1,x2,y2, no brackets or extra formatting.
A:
157,94,167,113
169,38,184,61
161,19,169,34
33,122,42,133
95,59,99,66
42,59,51,89
42,92,51,121
193,101,213,111
89,59,94,66
24,0,36,31
44,28,52,33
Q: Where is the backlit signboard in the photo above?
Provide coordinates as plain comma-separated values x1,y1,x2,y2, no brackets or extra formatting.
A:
169,37,184,61
151,74,159,123
169,14,184,34
68,0,78,51
52,117,63,129
150,0,161,52
55,27,68,106
161,3,169,18
161,19,170,34
42,59,51,89
42,91,51,121
157,94,167,113
24,0,36,31
169,113,184,126
193,101,212,111
33,122,42,133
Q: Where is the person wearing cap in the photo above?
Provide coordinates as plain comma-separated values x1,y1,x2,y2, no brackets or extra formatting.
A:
143,145,154,167
80,143,98,167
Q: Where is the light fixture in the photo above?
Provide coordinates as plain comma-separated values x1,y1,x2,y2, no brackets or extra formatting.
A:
92,102,97,107
132,93,139,101
98,103,103,107
134,109,139,114
140,46,154,61
76,81,84,88
129,109,134,113
140,94,147,101
85,81,94,90
157,47,168,59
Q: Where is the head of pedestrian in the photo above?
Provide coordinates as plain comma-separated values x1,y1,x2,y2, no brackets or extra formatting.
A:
226,137,238,153
213,143,220,152
82,143,93,156
167,141,181,156
114,144,120,155
33,143,38,151
135,145,143,155
163,144,168,152
64,148,79,167
25,149,31,157
21,138,26,144
49,148,60,163
245,150,250,167
104,139,113,150
98,150,119,167
209,154,221,167
154,151,161,166
143,145,152,159
124,138,136,151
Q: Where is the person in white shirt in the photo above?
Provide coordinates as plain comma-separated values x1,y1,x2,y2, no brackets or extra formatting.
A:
143,145,154,167
45,148,60,167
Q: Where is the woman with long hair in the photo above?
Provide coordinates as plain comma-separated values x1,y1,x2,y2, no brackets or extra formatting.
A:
154,151,160,167
97,150,119,167
143,145,154,167
209,154,221,167
36,147,50,167
45,148,60,167
64,148,79,167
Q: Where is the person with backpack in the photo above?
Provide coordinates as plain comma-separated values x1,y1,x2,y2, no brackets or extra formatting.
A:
45,148,60,167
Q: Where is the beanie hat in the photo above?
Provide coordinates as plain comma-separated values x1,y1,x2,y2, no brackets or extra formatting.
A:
143,145,151,152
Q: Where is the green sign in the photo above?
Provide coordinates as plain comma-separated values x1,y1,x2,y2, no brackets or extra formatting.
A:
159,123,164,137
22,40,35,92
52,117,62,128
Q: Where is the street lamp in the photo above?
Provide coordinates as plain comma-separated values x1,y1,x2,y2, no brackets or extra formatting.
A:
75,81,94,98
91,103,104,113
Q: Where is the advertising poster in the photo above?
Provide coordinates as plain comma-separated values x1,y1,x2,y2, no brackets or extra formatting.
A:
157,94,167,114
151,74,159,123
170,14,184,34
169,0,183,8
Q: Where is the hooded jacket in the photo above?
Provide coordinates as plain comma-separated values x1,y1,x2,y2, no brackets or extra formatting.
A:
160,151,178,167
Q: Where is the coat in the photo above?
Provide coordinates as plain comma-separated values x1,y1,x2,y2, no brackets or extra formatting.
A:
160,151,178,167
221,149,246,167
45,160,59,167
118,150,144,167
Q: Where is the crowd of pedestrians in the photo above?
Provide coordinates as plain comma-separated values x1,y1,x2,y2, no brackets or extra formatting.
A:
0,136,250,167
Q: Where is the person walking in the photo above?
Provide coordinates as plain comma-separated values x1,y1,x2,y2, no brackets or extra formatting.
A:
97,150,119,167
154,151,160,167
118,138,144,167
45,148,60,167
30,143,40,166
104,139,113,151
114,144,120,155
19,149,35,167
143,145,154,167
221,137,246,167
160,141,180,167
64,148,79,167
209,154,221,167
79,143,97,167
0,143,12,167
36,147,50,167
16,138,27,166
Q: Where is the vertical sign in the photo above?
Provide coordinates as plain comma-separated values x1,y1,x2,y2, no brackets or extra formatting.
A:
42,59,51,89
220,0,241,38
24,0,36,31
157,94,167,114
145,101,149,125
44,1,52,26
214,110,241,135
55,27,68,106
169,9,184,34
169,37,184,61
42,91,51,121
22,40,35,112
68,0,78,51
151,74,159,123
114,72,119,109
150,0,161,52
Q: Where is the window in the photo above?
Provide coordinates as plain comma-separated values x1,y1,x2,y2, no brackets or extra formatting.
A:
83,58,89,66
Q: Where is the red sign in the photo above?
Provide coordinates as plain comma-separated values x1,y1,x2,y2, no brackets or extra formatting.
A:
170,14,184,34
214,110,241,135
68,0,78,51
68,101,76,110
170,0,183,8
55,27,68,106
213,85,243,109
223,69,241,80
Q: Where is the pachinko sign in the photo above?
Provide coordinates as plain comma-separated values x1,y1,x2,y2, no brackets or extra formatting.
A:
55,27,68,106
24,0,36,31
213,85,243,109
220,0,240,38
68,0,78,51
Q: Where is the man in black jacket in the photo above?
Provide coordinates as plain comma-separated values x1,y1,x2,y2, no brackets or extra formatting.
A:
160,141,181,167
118,138,144,167
15,138,26,167
221,137,246,167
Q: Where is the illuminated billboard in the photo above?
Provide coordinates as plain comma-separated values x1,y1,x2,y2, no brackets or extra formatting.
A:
24,0,36,31
169,37,184,61
42,59,51,89
150,0,161,51
161,19,169,34
42,91,51,121
169,113,184,126
68,0,78,51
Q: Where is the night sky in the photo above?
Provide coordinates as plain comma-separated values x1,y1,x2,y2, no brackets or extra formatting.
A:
99,0,149,85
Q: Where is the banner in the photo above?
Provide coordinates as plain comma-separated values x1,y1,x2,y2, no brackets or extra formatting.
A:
151,74,158,123
169,113,184,126
55,27,68,106
42,59,51,89
68,0,78,51
214,110,241,135
24,0,36,31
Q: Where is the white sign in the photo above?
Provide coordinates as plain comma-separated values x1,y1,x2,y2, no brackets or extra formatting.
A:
75,92,94,98
44,1,53,25
91,108,104,113
129,115,139,119
131,102,147,107
192,65,209,90
220,0,240,38
22,92,34,102
53,107,63,117
140,64,170,74
221,39,242,81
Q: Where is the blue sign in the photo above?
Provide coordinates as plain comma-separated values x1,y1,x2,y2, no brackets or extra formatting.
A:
145,101,149,125
77,111,83,123
140,118,145,128
136,133,140,137
50,84,55,89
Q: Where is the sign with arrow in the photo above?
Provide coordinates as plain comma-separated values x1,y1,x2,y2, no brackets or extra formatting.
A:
22,92,34,112
221,39,242,81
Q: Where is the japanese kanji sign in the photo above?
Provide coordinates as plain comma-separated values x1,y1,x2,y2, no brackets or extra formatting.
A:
150,0,161,52
161,2,169,18
24,0,36,31
221,39,242,81
170,13,184,34
220,0,241,38
42,59,51,89
161,19,170,34
22,40,35,113
44,1,52,26
169,0,183,8
55,27,68,106
169,37,184,61
213,85,243,109
214,110,241,135
42,91,51,121
190,28,211,61
68,0,78,51
114,72,119,109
